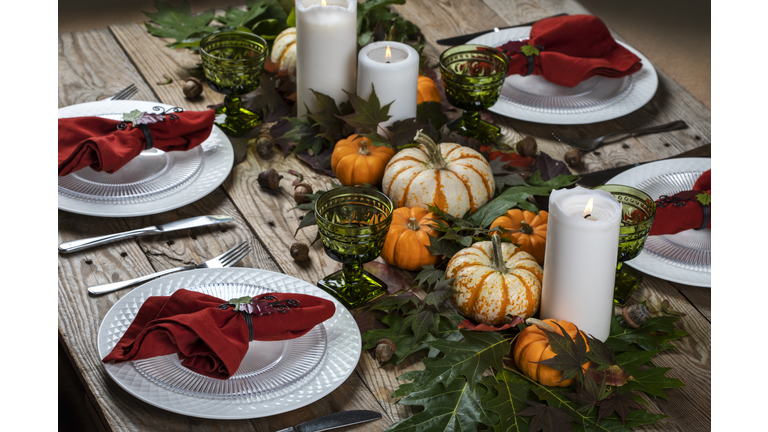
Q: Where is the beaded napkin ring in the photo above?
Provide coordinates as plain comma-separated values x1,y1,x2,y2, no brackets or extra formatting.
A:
218,294,301,342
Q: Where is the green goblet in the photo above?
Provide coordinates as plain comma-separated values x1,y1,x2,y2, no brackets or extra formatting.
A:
439,44,509,143
200,31,267,136
315,187,393,309
593,185,656,306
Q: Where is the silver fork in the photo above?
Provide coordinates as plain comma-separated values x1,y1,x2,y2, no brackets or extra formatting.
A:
551,120,688,151
104,84,138,101
88,241,252,295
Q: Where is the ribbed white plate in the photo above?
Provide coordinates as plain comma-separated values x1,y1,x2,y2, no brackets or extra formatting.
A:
468,27,658,124
58,100,233,217
98,268,361,419
606,158,711,287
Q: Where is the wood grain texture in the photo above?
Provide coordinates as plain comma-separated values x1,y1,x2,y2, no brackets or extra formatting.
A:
59,29,156,107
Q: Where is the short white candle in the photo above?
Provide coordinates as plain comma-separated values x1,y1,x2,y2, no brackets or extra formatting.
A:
539,186,622,341
296,0,357,118
357,41,419,134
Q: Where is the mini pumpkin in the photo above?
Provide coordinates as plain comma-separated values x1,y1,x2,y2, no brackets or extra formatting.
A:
446,234,543,325
513,318,591,387
490,209,548,265
381,207,443,271
270,27,297,74
331,134,396,186
417,75,441,104
382,131,493,218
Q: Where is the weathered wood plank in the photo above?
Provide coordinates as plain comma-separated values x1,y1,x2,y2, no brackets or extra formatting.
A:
675,284,711,323
109,22,223,111
58,29,156,107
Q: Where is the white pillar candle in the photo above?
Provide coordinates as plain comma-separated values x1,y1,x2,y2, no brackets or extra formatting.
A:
357,41,419,134
540,186,622,342
296,0,357,118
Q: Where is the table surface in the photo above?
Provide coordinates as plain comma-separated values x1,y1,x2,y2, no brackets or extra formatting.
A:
57,0,711,431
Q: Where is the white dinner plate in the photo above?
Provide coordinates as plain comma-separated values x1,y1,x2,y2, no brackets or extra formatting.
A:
605,158,711,287
468,27,658,124
58,100,234,217
97,267,362,419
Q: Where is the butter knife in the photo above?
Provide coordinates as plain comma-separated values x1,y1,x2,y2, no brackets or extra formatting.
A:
58,215,234,253
436,13,567,46
276,410,382,432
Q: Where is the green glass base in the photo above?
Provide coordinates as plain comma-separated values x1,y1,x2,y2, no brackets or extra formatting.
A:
613,265,644,306
446,116,501,143
317,270,388,309
214,106,262,136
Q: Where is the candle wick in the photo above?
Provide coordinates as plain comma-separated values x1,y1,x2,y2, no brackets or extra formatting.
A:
583,213,591,219
386,61,390,64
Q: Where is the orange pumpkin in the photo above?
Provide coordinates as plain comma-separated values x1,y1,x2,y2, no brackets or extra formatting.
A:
490,209,548,265
381,207,443,271
513,318,591,387
417,75,441,104
331,134,396,186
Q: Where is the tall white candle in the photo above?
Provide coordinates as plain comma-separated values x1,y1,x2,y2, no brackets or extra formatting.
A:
296,0,357,118
357,41,419,134
540,186,622,341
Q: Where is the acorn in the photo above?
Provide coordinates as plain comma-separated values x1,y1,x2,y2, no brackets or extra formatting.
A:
516,136,538,157
290,242,310,262
183,77,203,98
374,338,396,363
564,149,582,167
620,304,650,329
294,183,313,205
257,168,283,189
252,132,275,158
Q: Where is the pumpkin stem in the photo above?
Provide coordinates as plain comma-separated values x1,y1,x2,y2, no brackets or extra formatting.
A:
519,221,534,235
490,234,508,273
358,138,371,155
525,317,556,333
407,217,421,231
414,130,448,170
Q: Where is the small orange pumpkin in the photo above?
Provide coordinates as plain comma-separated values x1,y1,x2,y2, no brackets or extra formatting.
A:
490,209,548,265
417,75,441,104
331,134,396,186
513,318,591,387
381,207,443,271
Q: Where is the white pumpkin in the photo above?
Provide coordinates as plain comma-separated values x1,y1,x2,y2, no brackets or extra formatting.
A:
446,235,543,325
382,131,493,218
270,27,297,74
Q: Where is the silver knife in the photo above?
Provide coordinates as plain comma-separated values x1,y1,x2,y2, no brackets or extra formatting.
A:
276,410,382,432
436,13,568,46
58,215,234,254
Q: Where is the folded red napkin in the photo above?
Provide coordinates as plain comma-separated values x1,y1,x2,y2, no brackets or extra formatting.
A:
649,170,711,236
102,289,336,380
497,15,642,88
58,109,215,177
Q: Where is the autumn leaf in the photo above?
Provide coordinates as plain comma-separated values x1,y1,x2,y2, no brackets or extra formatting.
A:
307,90,352,142
533,322,590,385
696,191,711,206
596,392,644,426
142,1,217,49
337,85,393,134
566,373,611,411
521,43,541,57
515,400,580,432
458,317,522,332
617,367,685,400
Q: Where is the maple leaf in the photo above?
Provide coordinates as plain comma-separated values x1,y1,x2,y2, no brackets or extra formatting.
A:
617,367,685,400
533,151,572,181
122,110,166,127
696,191,711,206
586,364,631,387
596,392,643,426
426,234,465,259
606,315,689,352
515,400,580,432
416,330,508,392
566,373,611,412
533,322,590,385
386,118,424,150
481,371,534,432
521,43,541,57
413,265,446,290
142,1,217,49
337,85,393,134
415,101,449,129
583,334,615,371
388,379,496,432
307,90,352,142
217,1,269,29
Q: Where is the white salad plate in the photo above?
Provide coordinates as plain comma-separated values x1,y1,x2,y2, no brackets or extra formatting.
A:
468,27,658,124
606,158,711,287
97,267,362,419
58,100,233,217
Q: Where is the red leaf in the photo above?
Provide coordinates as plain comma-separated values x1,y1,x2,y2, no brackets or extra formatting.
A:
458,316,522,332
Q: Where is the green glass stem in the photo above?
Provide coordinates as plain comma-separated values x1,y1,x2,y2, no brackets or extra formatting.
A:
341,261,364,286
447,110,502,143
614,261,644,307
214,95,261,136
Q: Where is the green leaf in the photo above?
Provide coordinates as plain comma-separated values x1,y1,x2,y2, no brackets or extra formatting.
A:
403,308,439,342
413,265,445,289
596,392,643,426
361,314,432,365
417,330,508,392
482,370,535,432
696,192,711,206
337,85,393,134
387,379,496,432
515,400,580,432
468,185,550,228
122,109,144,126
218,1,269,29
293,211,316,236
525,170,580,189
286,6,296,27
583,334,616,371
521,43,540,57
415,101,448,130
142,1,217,47
616,367,685,400
307,90,349,142
606,315,689,352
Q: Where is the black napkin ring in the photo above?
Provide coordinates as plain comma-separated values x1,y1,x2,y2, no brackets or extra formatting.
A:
138,124,154,150
524,45,544,76
241,311,254,342
695,203,710,231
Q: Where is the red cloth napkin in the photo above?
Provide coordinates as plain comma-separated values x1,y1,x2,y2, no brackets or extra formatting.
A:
102,289,336,380
58,110,215,177
649,170,711,236
498,15,642,88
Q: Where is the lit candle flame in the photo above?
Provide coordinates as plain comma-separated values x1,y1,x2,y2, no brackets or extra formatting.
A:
321,0,326,5
385,45,392,60
582,198,594,218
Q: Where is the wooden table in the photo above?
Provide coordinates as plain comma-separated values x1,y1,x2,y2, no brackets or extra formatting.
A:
58,0,711,430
